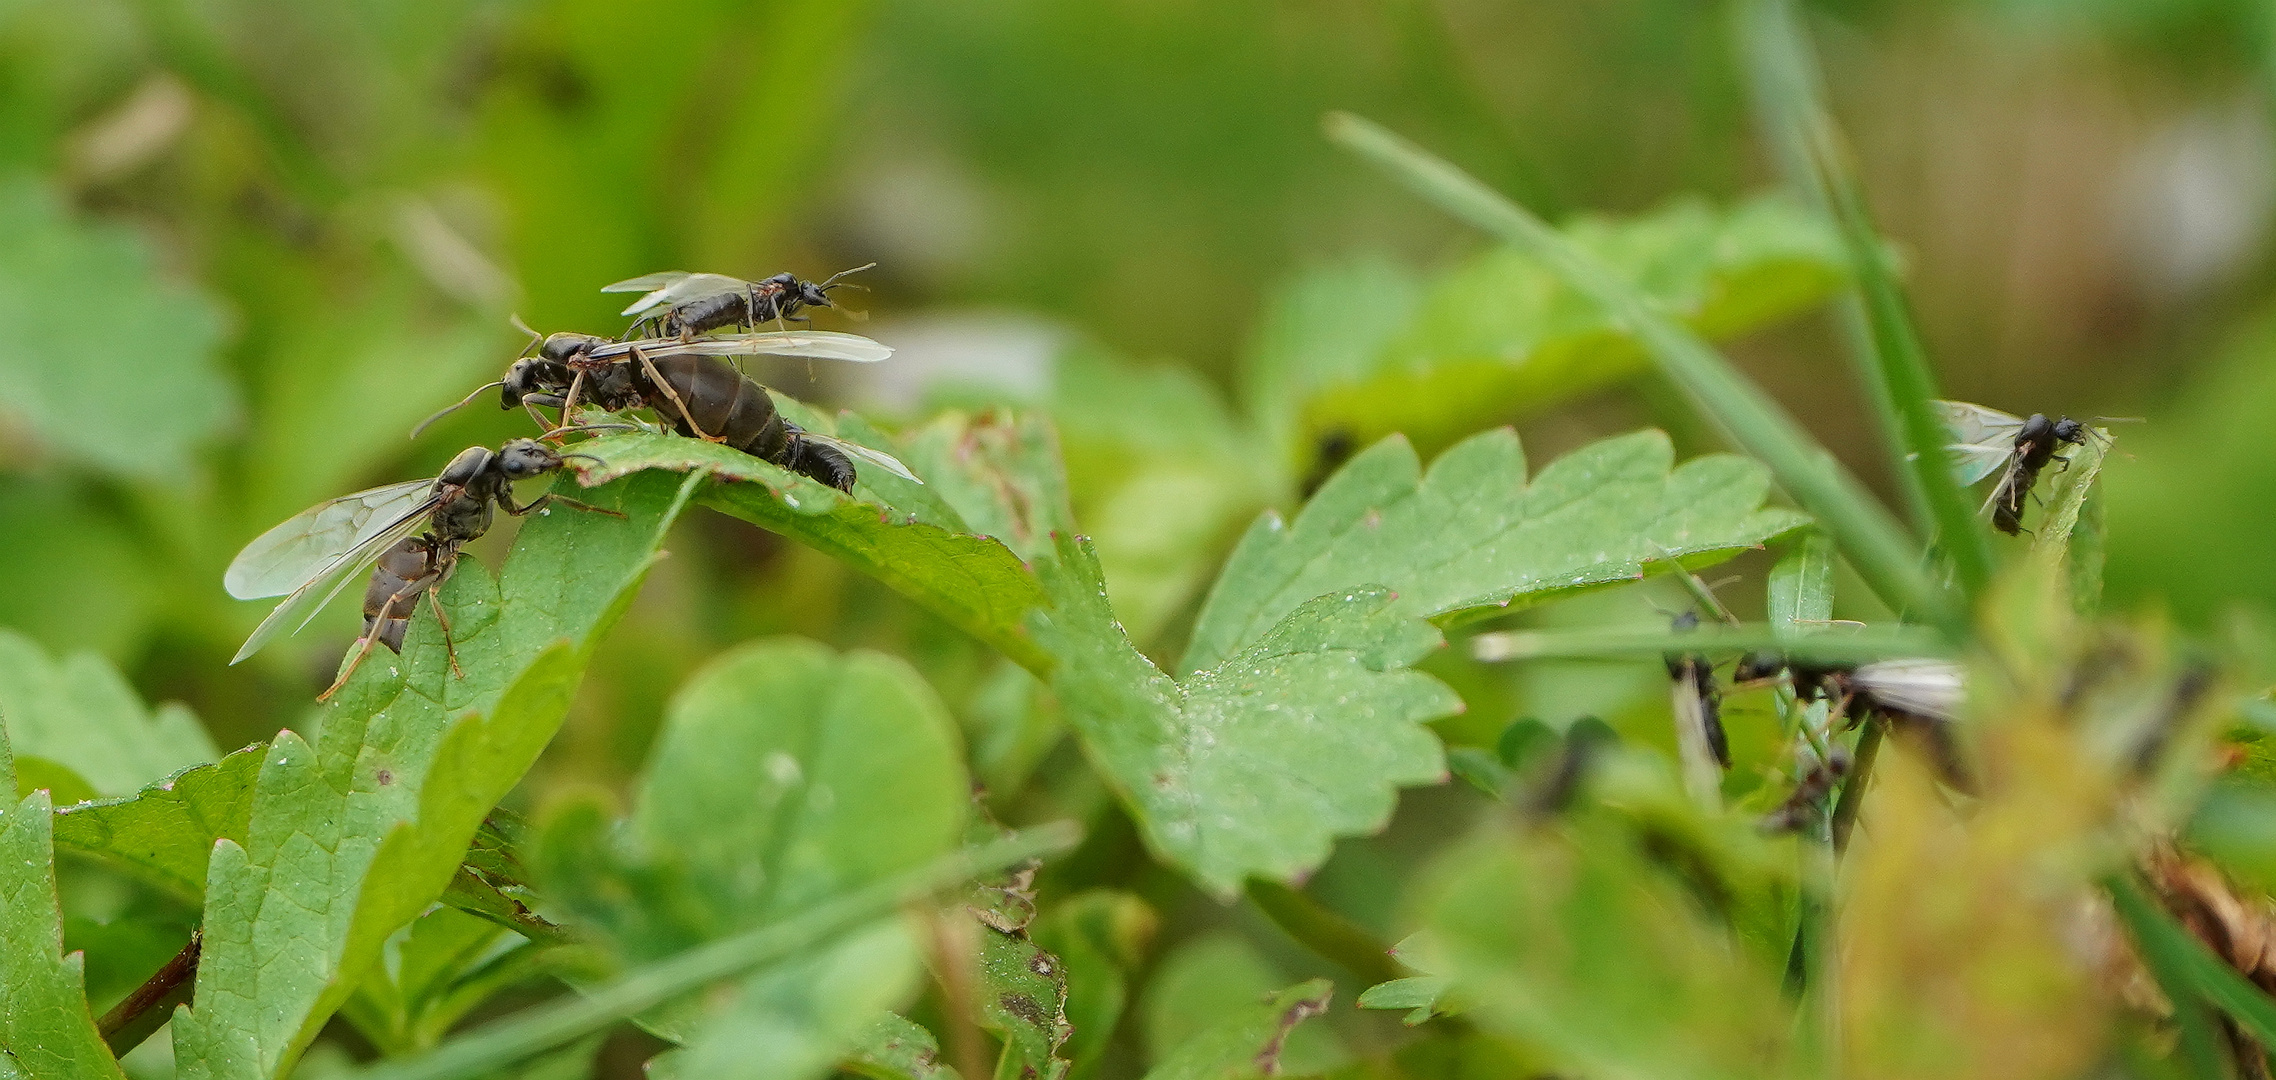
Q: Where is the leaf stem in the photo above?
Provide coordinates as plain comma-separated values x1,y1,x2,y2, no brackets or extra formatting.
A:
1735,0,1992,600
353,825,1081,1080
1246,879,1407,987
1828,721,1883,853
1325,111,1962,638
99,929,201,1057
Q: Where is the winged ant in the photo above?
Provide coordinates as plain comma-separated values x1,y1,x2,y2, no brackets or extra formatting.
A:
413,319,915,493
605,265,876,339
1932,401,2134,536
225,439,621,700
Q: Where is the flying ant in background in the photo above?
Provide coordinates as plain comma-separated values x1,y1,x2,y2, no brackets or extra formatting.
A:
1664,610,1731,806
414,321,916,493
225,439,620,700
605,265,876,339
1776,657,1972,792
1933,401,2132,535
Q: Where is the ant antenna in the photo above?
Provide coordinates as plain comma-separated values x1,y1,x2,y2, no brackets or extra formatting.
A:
411,380,505,439
509,313,542,358
817,262,878,291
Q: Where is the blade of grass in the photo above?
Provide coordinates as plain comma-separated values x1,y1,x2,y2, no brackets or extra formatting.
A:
2106,873,2257,1078
1324,113,1962,638
1735,0,1993,601
1470,622,1945,665
351,824,1082,1080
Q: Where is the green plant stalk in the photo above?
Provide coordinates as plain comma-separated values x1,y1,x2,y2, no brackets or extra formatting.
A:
1827,721,1882,853
1246,880,1407,987
2106,874,2251,1079
1735,0,1992,600
352,825,1081,1080
99,931,201,1057
1471,623,1947,665
1324,113,1962,637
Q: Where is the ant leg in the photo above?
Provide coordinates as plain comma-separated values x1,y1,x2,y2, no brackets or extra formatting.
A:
505,491,627,519
425,588,463,680
548,369,587,439
319,592,410,702
630,344,718,442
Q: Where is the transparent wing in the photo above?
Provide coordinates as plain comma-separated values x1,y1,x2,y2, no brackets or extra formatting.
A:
225,480,436,599
592,331,893,364
1932,400,2027,485
599,271,694,293
1946,443,2018,485
800,430,922,484
229,506,435,664
1853,658,1964,722
604,272,753,317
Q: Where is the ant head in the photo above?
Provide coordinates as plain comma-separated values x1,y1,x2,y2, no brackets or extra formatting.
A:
495,438,564,479
795,280,835,309
498,359,547,407
2052,417,2089,445
1732,652,1787,684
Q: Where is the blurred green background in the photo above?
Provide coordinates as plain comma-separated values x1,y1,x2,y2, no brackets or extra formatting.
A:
4,0,2276,1069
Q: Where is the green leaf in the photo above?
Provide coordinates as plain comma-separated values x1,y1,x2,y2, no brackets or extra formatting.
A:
0,628,218,798
1355,976,1453,1026
538,637,970,1080
1325,112,1959,637
1272,197,1846,464
1032,891,1157,1080
1414,821,1797,1080
1767,530,1835,632
1139,977,1334,1080
2030,428,2110,597
50,745,263,903
975,928,1070,1080
352,828,1079,1080
573,430,1054,673
0,175,232,479
896,409,1078,564
1032,534,1458,897
1047,350,1280,645
1145,934,1340,1072
846,1014,959,1080
172,470,705,1080
1184,428,1807,674
0,783,127,1080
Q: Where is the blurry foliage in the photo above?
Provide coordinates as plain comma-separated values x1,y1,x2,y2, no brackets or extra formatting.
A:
4,1,2276,1080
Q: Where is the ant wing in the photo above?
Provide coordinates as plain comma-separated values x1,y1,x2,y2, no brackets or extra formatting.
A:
599,331,894,364
225,480,438,600
1931,400,2027,484
599,271,694,293
1933,399,2025,445
229,501,437,664
1945,443,2017,485
1851,658,1964,723
798,430,923,484
603,272,751,317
